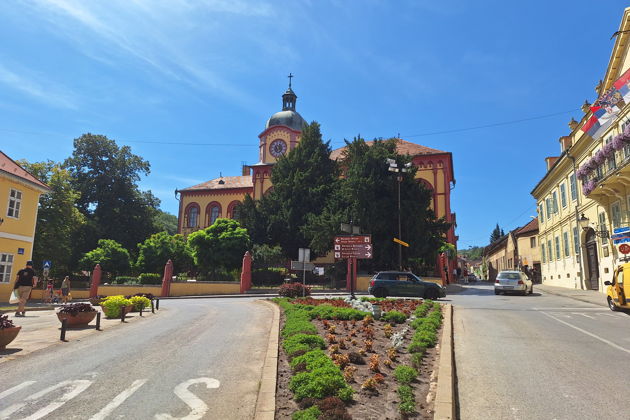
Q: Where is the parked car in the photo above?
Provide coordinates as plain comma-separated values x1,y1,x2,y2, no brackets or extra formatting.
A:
368,271,446,299
494,271,533,295
467,274,478,283
604,262,630,311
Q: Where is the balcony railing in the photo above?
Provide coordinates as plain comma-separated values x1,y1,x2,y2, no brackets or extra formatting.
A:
582,145,630,195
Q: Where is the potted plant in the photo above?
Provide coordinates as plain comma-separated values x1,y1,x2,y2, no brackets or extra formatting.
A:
56,303,98,326
128,296,151,312
0,314,21,349
101,295,133,319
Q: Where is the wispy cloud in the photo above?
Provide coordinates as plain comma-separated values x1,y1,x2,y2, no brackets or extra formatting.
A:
25,0,275,109
0,62,77,109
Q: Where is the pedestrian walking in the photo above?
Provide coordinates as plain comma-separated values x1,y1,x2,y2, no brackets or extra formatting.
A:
61,276,71,304
13,260,36,317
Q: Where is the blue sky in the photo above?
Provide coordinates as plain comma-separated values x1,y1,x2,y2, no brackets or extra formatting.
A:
1,0,628,248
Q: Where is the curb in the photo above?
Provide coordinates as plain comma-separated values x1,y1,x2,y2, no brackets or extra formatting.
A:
535,286,606,308
254,300,280,420
434,304,455,420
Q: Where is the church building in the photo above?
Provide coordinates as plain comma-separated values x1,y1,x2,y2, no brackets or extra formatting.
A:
176,79,457,281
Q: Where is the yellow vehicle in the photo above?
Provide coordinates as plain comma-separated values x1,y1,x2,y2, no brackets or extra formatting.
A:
604,263,630,311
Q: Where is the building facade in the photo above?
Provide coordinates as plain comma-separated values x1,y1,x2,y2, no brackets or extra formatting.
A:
532,8,630,291
483,219,540,282
0,151,49,298
176,80,457,278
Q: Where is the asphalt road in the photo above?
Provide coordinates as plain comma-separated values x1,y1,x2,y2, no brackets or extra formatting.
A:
0,297,273,420
450,282,630,420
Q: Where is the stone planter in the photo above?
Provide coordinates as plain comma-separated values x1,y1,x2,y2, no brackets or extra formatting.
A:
0,326,21,349
57,311,97,327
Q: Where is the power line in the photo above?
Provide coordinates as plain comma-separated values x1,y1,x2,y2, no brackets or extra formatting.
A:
402,108,581,138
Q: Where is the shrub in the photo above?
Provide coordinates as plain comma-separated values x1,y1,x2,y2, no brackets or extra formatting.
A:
129,296,151,311
381,310,407,324
394,365,418,384
292,405,321,420
114,276,138,285
283,334,326,357
101,295,133,318
279,283,311,298
290,350,330,371
408,341,427,354
282,319,318,338
410,351,424,369
89,295,106,306
398,385,415,414
139,273,162,285
132,292,155,300
252,267,285,287
58,303,96,315
289,365,354,401
316,396,351,420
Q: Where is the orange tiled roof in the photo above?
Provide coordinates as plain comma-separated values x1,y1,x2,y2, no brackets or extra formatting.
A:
180,175,253,191
0,151,49,191
330,138,446,161
516,218,538,235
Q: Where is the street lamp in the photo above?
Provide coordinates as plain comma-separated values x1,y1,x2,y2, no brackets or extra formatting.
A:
579,213,609,238
386,158,412,271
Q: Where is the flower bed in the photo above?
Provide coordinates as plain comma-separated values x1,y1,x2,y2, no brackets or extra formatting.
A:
274,298,443,419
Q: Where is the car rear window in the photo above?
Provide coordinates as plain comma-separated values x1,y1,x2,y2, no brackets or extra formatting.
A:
497,273,520,279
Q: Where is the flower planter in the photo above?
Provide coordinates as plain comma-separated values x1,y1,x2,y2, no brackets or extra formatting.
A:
0,326,21,349
103,305,134,319
56,311,97,327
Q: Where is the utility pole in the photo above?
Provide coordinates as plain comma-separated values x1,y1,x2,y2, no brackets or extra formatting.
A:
387,159,412,271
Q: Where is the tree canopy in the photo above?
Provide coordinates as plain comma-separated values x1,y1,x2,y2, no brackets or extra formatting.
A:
79,239,131,277
135,232,193,275
489,223,505,243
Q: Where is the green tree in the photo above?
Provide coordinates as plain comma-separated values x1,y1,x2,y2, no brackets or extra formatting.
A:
489,223,504,243
153,210,178,235
187,218,250,276
79,239,131,277
246,122,338,259
17,160,86,275
135,232,193,274
64,133,160,253
307,137,450,270
251,243,285,269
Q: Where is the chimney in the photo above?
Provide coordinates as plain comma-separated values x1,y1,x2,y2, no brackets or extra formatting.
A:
242,164,250,176
545,156,560,171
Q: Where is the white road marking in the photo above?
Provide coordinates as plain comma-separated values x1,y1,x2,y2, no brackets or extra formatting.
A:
0,382,35,400
572,312,595,319
89,379,147,420
541,311,630,354
0,380,92,420
154,377,220,420
533,307,607,311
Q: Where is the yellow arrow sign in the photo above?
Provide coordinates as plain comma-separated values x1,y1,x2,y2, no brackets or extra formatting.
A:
393,238,409,247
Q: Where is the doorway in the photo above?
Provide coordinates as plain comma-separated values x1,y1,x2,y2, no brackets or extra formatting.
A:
585,229,599,290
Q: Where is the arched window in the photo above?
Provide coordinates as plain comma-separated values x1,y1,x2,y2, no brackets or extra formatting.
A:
227,201,241,219
205,202,222,226
184,203,200,228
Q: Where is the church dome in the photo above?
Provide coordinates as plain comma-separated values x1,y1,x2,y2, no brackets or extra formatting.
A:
266,110,306,131
265,75,305,131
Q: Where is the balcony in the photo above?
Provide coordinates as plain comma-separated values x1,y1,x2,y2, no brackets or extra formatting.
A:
579,141,630,197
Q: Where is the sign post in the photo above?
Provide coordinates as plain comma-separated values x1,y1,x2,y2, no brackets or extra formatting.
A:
299,248,310,298
334,235,373,299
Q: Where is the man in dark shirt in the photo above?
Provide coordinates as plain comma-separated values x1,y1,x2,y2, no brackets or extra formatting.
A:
13,260,36,317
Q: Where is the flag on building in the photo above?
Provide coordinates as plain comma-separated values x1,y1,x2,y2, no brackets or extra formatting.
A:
582,67,630,139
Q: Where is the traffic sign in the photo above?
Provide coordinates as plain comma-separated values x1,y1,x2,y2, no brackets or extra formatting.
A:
334,235,371,245
614,227,630,234
291,261,315,271
613,236,630,245
393,237,409,247
619,244,630,254
43,260,52,269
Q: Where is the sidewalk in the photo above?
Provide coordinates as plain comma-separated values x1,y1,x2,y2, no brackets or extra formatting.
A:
534,283,607,307
0,307,158,364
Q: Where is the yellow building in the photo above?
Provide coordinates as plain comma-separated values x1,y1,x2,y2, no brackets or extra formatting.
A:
532,8,630,291
483,219,539,282
0,151,49,298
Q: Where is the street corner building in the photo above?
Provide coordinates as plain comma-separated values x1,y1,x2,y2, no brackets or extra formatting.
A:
0,151,50,298
174,79,457,278
531,7,630,292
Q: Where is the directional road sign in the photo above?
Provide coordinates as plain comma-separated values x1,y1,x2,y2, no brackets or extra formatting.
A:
614,227,630,234
393,237,409,247
333,235,373,260
291,261,315,271
43,260,52,269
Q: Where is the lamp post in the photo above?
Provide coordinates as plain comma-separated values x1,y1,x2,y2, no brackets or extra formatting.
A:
386,159,412,271
579,213,610,238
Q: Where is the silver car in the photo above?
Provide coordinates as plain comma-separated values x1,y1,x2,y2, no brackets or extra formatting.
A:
494,271,533,295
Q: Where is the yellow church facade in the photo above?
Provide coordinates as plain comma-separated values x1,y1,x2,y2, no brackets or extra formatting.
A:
176,81,457,279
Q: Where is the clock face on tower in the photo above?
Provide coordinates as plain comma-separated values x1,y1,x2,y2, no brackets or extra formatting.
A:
269,139,288,157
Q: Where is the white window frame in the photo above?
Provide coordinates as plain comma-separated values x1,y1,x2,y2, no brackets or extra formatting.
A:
539,203,544,223
7,188,22,219
552,191,559,214
0,253,14,283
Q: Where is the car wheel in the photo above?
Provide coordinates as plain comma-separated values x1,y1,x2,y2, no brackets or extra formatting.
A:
374,288,387,298
521,288,528,296
608,297,619,312
425,289,439,300
528,286,533,295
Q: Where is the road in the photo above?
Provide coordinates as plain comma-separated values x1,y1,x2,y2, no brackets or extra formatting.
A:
0,298,273,420
450,282,630,420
